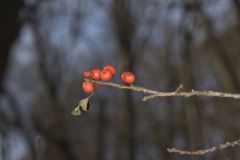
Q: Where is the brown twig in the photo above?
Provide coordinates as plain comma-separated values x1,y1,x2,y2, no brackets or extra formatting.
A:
82,79,240,156
167,139,240,155
84,78,240,101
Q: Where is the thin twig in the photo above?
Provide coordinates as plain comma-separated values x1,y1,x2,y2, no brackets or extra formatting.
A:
84,79,240,101
83,79,240,156
167,139,240,155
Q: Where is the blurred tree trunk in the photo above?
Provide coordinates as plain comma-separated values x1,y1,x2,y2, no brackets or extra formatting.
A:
180,2,202,157
97,99,107,160
0,0,23,92
32,27,78,160
112,0,136,159
195,0,239,90
232,0,240,19
180,27,200,152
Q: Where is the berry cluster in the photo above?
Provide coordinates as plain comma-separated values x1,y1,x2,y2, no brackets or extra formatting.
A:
82,64,135,93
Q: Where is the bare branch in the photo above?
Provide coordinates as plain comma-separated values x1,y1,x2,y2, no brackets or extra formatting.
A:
84,79,240,100
167,139,240,155
80,79,240,156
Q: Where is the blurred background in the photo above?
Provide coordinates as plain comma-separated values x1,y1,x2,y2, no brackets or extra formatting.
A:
1,0,240,160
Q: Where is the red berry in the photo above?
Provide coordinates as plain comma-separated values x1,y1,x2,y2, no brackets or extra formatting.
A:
103,64,116,75
91,69,101,80
82,82,95,93
100,69,113,81
83,71,93,78
121,71,135,84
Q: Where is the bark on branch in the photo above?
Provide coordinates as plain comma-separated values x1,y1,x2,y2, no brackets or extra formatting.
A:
167,139,240,155
84,79,240,100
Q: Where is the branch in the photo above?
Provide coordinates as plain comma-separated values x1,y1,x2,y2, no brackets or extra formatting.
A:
78,79,240,156
167,139,240,155
84,79,240,101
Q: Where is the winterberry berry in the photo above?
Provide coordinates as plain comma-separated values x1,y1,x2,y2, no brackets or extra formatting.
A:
82,82,94,93
100,69,113,81
103,64,116,75
91,69,101,80
121,71,135,84
83,71,93,78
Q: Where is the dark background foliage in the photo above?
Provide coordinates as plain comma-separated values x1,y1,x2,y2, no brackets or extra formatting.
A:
1,0,240,160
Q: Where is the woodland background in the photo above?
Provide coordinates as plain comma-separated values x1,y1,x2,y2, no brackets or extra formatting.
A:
1,0,240,160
